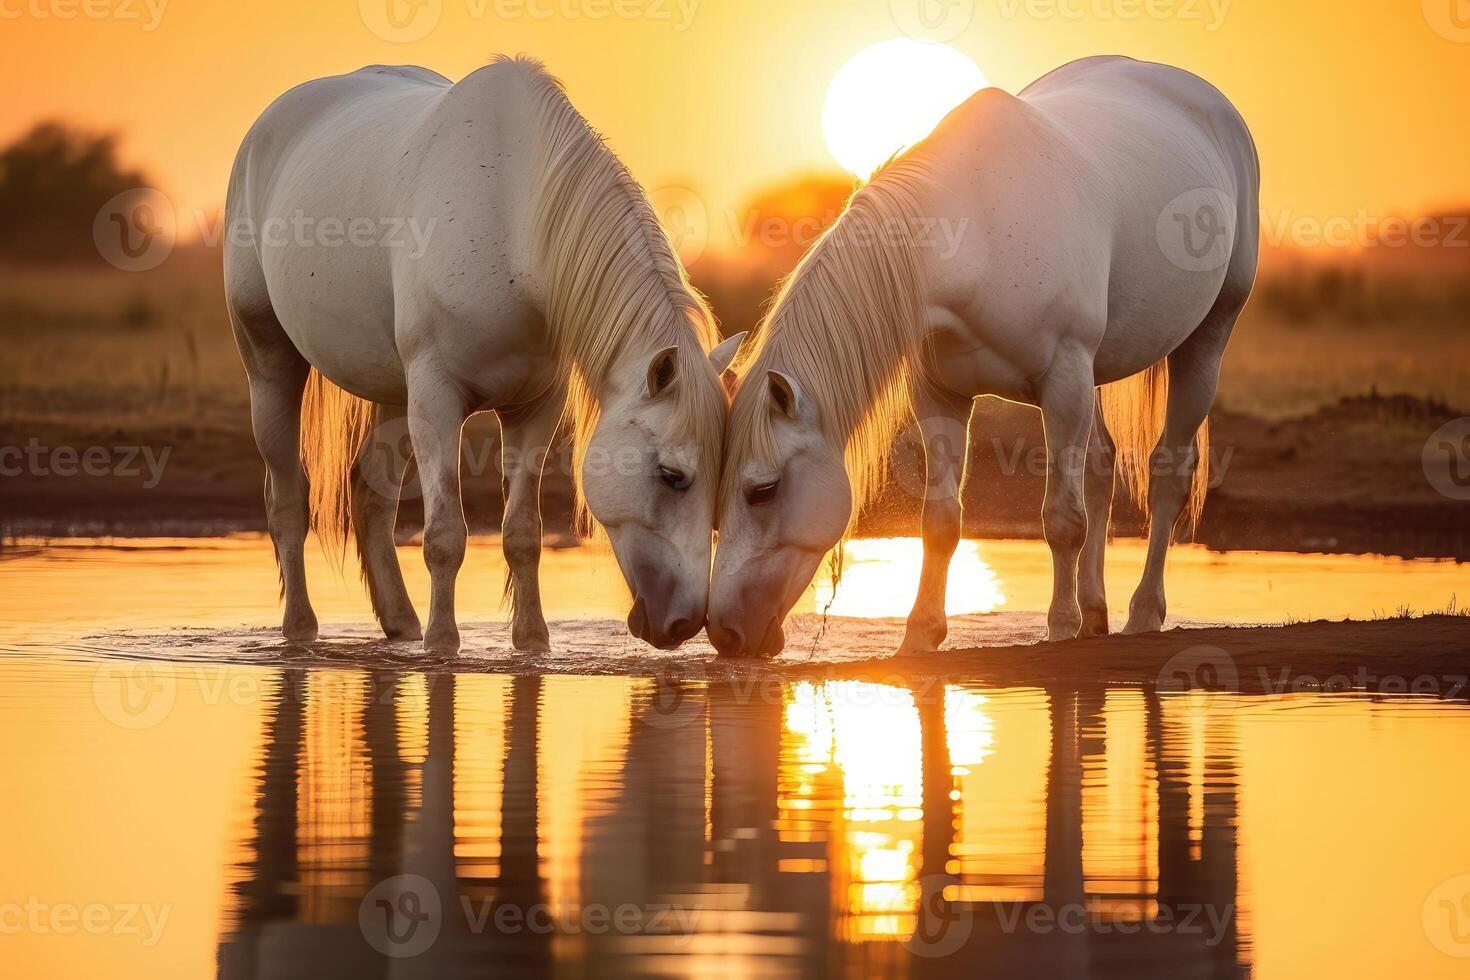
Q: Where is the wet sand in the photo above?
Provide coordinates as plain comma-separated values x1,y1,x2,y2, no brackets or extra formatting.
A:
38,614,1467,709
810,616,1470,699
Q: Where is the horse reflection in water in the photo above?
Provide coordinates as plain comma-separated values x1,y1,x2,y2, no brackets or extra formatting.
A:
217,670,1245,979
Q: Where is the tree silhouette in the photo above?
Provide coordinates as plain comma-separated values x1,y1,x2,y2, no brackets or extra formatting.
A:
0,121,147,263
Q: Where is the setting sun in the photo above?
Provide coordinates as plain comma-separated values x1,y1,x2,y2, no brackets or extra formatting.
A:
822,39,988,179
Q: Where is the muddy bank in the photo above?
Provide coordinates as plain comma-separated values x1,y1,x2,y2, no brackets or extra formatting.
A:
861,391,1470,560
802,616,1470,699
0,412,579,541
3,393,1466,559
65,614,1470,707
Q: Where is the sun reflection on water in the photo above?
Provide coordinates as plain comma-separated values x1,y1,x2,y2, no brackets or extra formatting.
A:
810,537,1007,618
784,681,928,941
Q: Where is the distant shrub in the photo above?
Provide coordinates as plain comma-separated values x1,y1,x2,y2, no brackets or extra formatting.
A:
1256,262,1470,326
0,121,147,264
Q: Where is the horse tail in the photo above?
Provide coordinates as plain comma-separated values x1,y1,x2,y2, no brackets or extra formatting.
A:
299,369,377,569
1099,361,1210,539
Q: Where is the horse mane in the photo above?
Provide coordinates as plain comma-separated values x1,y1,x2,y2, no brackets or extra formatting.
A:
722,156,937,534
499,55,725,529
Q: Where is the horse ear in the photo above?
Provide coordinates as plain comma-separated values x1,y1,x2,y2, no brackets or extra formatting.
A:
767,370,811,423
708,332,747,375
646,346,679,398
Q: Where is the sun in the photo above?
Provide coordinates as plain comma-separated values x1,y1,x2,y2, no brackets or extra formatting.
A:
822,39,988,179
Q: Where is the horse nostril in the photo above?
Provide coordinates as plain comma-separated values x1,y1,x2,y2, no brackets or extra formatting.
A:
758,618,787,659
628,597,650,640
668,618,697,644
709,622,745,658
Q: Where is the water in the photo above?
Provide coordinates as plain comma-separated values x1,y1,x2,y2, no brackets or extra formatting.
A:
2,537,1468,978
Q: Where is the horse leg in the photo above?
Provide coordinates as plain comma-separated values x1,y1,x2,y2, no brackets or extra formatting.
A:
498,390,563,653
898,392,973,656
1124,300,1242,634
406,367,474,654
350,404,422,640
1077,397,1116,637
1039,346,1099,642
231,307,318,642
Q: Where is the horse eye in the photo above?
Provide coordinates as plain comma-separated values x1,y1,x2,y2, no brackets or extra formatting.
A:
659,466,691,491
747,481,779,506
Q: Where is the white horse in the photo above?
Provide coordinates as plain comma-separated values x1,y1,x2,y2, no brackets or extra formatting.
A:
225,58,741,653
710,56,1260,658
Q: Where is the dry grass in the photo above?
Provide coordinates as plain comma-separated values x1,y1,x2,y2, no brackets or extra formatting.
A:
1219,302,1470,419
0,248,247,430
1,248,1466,440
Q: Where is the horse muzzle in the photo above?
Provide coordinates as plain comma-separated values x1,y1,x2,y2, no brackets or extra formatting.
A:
708,615,786,660
628,595,703,651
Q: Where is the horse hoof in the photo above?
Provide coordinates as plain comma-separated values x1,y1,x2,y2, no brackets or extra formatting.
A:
1047,617,1083,643
283,615,318,643
512,619,551,653
423,628,461,655
897,631,943,657
1078,611,1110,638
383,621,424,642
1123,612,1164,634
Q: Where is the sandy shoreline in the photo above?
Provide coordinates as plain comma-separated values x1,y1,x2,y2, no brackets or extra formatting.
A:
796,616,1470,698
28,614,1465,703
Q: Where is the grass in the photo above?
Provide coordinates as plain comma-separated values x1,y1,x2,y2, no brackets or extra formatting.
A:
1365,597,1469,622
2,246,1466,437
0,249,248,431
1218,305,1470,419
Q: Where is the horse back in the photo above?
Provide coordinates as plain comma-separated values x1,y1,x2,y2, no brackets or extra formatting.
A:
225,63,546,402
919,57,1258,387
1022,57,1259,368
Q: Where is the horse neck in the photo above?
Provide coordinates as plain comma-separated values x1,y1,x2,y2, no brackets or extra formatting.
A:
562,233,703,410
761,174,934,451
525,105,708,407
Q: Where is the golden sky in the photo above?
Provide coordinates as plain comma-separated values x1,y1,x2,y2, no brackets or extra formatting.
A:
2,0,1467,246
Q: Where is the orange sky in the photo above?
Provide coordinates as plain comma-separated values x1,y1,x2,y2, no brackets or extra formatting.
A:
2,0,1467,247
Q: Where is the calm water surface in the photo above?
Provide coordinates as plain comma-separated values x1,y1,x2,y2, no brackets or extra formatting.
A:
2,537,1468,978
